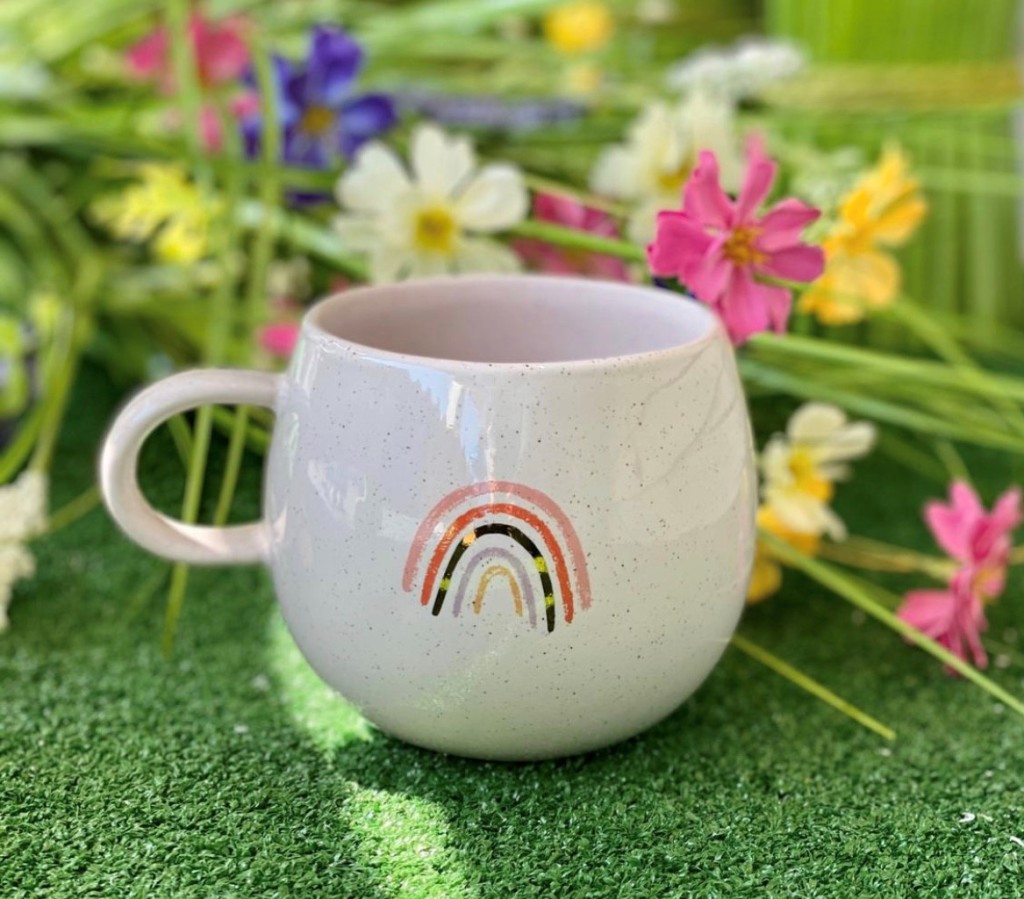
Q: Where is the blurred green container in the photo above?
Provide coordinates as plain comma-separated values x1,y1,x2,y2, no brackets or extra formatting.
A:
765,0,1024,341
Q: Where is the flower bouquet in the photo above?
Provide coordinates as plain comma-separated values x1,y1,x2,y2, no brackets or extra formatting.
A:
1,0,1023,740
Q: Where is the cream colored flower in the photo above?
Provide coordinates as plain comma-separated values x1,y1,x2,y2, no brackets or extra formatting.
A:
0,470,48,631
760,403,875,540
665,37,806,98
334,124,528,283
589,92,742,244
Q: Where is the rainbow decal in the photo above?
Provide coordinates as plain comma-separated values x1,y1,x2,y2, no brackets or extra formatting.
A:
403,481,591,633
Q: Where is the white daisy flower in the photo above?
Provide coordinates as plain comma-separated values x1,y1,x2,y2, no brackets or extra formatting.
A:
589,91,743,245
334,123,529,283
0,470,48,631
760,403,876,540
665,37,806,98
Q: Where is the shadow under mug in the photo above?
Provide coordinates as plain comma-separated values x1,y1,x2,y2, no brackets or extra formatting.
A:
100,275,757,760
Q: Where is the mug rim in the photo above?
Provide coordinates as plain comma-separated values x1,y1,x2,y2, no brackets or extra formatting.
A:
302,273,723,372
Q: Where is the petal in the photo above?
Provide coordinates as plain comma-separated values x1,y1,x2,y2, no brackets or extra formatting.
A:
683,151,732,230
199,106,223,153
757,198,822,251
589,145,642,201
733,136,778,223
305,25,363,106
333,214,385,252
689,236,732,301
717,267,772,344
453,237,523,275
340,94,397,138
411,123,476,198
126,28,168,80
370,246,416,283
760,244,825,283
194,15,250,85
897,589,956,638
813,423,878,465
260,323,299,358
646,211,712,279
336,143,411,214
872,196,928,246
338,94,398,158
409,251,451,279
626,198,663,246
990,486,1023,535
455,164,529,232
760,282,793,335
788,403,847,443
924,481,982,561
972,486,1022,564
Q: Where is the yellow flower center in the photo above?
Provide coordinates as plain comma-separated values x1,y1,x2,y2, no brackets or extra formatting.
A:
788,448,832,502
300,105,335,137
656,162,693,196
723,225,767,268
414,206,458,253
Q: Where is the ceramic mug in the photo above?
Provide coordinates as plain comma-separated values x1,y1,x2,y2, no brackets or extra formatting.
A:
100,275,756,760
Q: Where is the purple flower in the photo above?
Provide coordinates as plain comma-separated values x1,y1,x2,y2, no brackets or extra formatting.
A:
242,26,396,173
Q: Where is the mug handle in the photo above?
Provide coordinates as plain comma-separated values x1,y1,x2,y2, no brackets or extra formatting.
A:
99,368,280,566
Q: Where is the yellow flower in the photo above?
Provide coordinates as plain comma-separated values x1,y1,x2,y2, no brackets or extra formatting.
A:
543,2,614,56
800,145,927,326
92,163,217,264
747,403,875,603
747,506,821,604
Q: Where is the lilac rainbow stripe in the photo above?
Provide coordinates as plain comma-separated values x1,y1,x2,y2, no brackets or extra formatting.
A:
451,546,538,627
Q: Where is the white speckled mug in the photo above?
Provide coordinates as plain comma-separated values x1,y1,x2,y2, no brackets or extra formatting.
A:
100,275,756,760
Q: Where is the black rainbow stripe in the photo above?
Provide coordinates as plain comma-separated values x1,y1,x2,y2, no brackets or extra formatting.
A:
432,523,557,633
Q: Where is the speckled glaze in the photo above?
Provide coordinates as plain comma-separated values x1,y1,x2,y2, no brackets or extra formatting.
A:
100,275,756,761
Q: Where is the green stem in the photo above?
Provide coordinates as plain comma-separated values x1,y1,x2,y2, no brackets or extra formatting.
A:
209,42,283,533
211,407,269,454
762,532,1024,719
235,201,369,282
816,536,955,580
740,358,1024,454
0,404,47,483
749,332,1024,407
45,485,101,536
30,311,83,473
522,174,629,217
731,634,896,741
885,300,1024,439
166,414,194,469
508,220,646,262
213,407,251,527
167,0,206,178
163,406,214,657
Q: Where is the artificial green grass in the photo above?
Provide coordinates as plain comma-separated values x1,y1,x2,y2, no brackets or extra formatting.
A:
2,368,1023,898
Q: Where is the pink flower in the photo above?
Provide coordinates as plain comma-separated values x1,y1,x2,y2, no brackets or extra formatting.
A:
647,139,824,344
127,13,250,92
259,323,300,359
897,481,1022,671
513,194,630,281
127,13,250,152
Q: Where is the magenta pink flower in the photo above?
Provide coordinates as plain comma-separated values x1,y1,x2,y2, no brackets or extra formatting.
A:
897,481,1022,670
259,323,300,359
647,139,824,344
127,13,250,152
514,194,630,281
127,13,250,92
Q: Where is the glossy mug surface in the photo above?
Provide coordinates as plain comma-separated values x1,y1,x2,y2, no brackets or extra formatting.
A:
100,275,756,760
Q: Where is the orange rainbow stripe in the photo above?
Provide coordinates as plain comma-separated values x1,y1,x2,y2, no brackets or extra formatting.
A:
421,502,575,621
403,480,592,613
